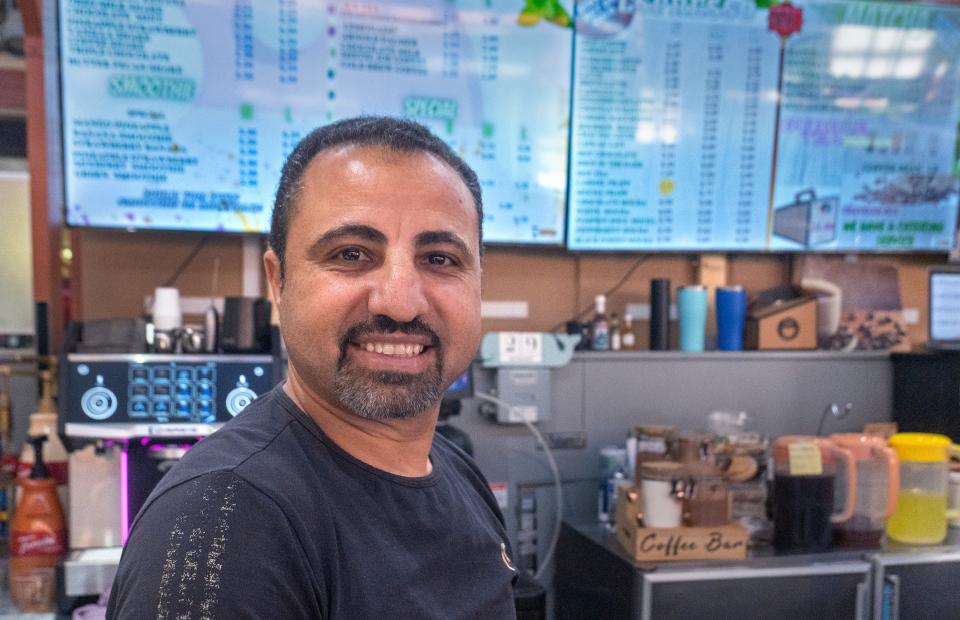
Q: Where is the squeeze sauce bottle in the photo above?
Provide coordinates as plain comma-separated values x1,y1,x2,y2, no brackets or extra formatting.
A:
8,435,66,613
17,370,69,512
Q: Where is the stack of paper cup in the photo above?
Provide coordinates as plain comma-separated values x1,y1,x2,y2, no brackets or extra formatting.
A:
153,287,182,331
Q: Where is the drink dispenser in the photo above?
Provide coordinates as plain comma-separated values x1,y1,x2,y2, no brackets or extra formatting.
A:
887,433,960,545
829,433,899,547
772,436,857,551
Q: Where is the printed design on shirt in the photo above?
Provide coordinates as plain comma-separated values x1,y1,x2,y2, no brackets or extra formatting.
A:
500,541,516,572
155,475,240,620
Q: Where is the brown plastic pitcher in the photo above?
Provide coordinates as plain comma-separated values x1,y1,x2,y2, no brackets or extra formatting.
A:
830,433,899,547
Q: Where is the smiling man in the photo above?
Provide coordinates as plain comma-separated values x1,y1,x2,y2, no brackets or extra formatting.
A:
107,117,517,619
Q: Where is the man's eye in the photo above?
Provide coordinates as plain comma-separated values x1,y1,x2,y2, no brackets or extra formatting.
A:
339,248,364,261
427,254,455,266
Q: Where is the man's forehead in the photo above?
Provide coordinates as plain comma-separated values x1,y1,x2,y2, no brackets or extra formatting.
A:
304,144,454,183
293,144,480,245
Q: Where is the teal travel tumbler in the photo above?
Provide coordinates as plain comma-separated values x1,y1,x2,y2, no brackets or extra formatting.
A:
678,285,708,352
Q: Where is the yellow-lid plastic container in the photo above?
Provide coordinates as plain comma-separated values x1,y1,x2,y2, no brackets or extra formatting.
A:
889,433,953,463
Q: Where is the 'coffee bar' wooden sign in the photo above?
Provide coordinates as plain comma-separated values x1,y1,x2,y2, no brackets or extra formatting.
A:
616,486,748,562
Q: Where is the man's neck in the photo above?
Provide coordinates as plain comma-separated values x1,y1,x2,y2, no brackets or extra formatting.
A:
284,374,438,478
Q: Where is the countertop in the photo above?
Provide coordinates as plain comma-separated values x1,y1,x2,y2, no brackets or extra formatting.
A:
565,519,960,572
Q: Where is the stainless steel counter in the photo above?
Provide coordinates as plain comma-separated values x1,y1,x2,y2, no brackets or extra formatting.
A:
556,520,960,619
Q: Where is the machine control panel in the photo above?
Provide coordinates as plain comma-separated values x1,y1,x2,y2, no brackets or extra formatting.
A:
63,354,276,436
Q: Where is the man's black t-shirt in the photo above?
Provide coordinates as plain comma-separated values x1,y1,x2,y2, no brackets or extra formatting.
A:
106,386,517,619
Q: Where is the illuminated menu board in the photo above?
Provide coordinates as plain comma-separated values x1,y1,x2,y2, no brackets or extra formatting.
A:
567,0,960,252
58,0,573,244
771,1,960,251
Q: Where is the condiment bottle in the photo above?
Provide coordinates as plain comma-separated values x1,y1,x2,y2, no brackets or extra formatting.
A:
16,371,68,511
621,314,636,349
590,294,610,351
610,313,622,351
9,435,67,613
886,433,960,545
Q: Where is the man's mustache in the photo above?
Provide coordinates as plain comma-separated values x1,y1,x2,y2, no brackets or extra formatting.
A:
339,316,441,361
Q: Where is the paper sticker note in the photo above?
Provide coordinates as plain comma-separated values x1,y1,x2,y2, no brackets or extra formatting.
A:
788,442,823,476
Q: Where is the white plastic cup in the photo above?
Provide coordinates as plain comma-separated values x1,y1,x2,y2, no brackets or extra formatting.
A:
153,287,182,330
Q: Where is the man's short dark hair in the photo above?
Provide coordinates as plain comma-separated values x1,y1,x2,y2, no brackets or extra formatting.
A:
269,116,483,279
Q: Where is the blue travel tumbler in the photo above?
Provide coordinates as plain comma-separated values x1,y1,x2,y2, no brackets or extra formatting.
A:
716,286,748,351
677,286,708,352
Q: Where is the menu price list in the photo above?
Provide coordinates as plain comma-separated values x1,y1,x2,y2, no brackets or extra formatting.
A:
568,7,780,251
327,0,571,244
60,0,572,242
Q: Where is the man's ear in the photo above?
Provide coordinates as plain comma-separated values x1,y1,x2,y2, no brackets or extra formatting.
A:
264,248,283,304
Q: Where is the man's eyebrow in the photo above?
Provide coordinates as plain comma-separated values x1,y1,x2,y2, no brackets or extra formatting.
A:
309,224,387,251
415,230,474,261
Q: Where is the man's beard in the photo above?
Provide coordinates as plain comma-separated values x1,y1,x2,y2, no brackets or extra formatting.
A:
334,316,445,420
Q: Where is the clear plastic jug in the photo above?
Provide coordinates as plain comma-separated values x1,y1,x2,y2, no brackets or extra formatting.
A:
830,433,899,547
887,433,960,545
772,435,857,551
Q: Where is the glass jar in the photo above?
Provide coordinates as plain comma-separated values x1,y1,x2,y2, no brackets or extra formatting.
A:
639,461,686,528
684,464,731,527
635,425,674,467
670,431,716,465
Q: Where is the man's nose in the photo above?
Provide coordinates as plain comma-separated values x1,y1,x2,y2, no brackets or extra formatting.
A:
366,258,429,323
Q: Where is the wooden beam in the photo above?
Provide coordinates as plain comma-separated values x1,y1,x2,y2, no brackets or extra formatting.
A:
20,0,41,37
24,0,65,354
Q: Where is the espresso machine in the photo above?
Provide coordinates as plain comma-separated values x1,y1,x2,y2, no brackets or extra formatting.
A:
58,352,277,600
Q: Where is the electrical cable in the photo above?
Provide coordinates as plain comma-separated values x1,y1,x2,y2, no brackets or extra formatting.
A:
161,234,212,287
550,254,650,333
473,392,563,583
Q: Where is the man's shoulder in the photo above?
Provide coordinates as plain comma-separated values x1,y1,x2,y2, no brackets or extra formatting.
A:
109,469,324,619
138,386,316,515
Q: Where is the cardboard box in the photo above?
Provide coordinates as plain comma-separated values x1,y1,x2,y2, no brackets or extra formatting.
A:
745,287,818,350
615,486,748,562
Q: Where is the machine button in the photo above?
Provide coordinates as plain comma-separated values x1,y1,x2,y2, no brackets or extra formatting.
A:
225,375,257,417
197,367,215,382
175,381,193,398
153,399,172,415
130,366,150,383
174,399,193,417
174,367,195,382
129,398,150,417
198,399,215,423
153,383,171,397
81,376,119,421
153,367,172,382
129,384,150,398
197,381,215,399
